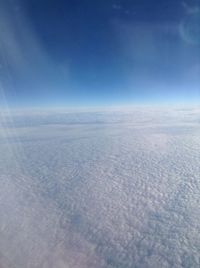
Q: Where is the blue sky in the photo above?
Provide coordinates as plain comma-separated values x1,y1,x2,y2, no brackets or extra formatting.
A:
0,0,200,107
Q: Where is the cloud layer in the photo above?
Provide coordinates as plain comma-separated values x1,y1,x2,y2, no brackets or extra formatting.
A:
0,107,200,267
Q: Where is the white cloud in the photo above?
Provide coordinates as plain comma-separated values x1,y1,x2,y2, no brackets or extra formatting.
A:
0,107,200,267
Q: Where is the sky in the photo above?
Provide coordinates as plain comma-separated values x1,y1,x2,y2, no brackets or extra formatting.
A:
0,0,200,107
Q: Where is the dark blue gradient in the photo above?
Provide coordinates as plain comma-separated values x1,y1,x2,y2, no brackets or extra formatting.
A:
0,0,200,107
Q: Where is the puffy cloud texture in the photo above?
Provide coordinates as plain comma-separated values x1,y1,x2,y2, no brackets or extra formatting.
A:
0,107,200,267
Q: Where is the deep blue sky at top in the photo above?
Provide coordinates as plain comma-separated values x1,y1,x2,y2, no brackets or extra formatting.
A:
0,0,200,107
